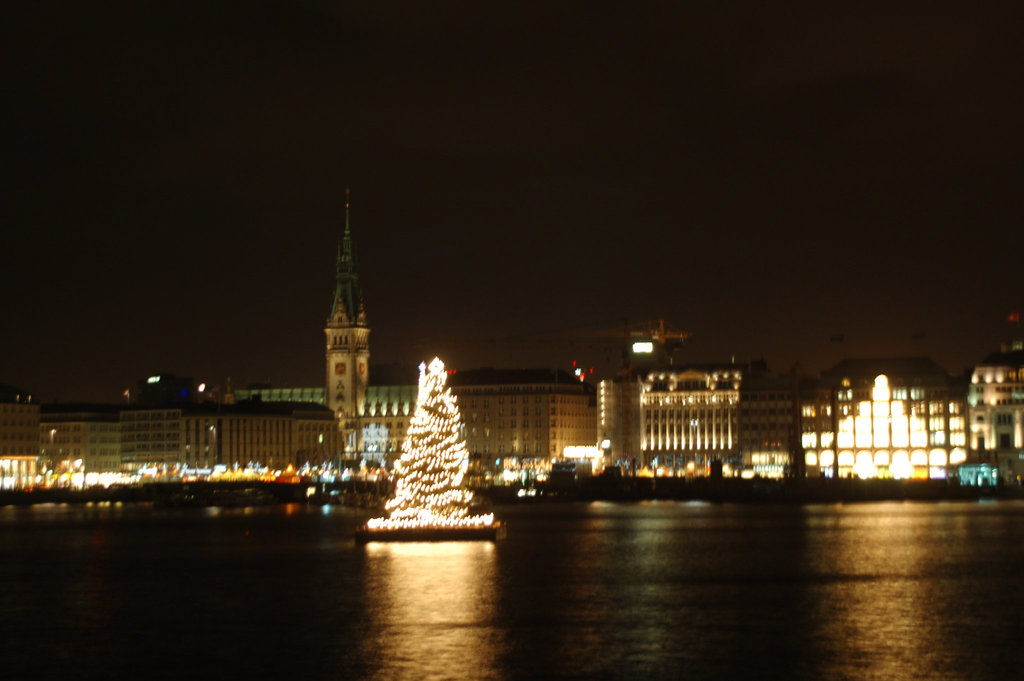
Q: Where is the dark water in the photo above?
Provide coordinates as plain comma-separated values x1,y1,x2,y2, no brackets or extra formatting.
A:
2,500,1022,680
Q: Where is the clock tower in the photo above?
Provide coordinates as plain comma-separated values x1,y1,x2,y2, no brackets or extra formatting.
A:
325,190,369,450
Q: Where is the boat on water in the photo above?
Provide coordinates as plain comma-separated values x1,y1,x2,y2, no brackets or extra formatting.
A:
354,520,506,544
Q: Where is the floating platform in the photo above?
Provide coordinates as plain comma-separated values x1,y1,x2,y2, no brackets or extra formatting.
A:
355,521,506,544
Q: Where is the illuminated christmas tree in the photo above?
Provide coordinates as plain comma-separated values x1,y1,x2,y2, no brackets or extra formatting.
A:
365,357,495,533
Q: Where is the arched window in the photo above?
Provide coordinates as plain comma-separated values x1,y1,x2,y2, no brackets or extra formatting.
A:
872,374,890,402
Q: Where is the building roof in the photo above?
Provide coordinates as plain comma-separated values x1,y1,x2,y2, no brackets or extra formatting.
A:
819,357,957,387
0,383,32,403
739,374,792,391
448,367,588,388
361,385,417,417
122,400,334,418
235,386,326,404
41,403,123,417
977,348,1024,367
365,384,417,402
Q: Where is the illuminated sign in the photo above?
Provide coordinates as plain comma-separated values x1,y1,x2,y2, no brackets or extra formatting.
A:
564,445,602,459
632,341,654,354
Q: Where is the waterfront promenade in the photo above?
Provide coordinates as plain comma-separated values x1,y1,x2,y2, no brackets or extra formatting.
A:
0,476,1017,507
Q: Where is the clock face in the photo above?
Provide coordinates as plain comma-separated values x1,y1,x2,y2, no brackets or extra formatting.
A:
335,362,346,375
359,363,366,375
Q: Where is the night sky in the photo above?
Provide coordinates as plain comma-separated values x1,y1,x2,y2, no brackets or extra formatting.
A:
5,2,1022,403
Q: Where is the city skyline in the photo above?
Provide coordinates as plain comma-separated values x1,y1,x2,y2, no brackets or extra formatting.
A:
6,3,1021,403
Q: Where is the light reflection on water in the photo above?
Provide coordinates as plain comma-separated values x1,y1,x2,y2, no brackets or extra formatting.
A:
804,507,953,680
481,501,1024,681
801,503,1014,681
3,501,1024,680
361,542,502,681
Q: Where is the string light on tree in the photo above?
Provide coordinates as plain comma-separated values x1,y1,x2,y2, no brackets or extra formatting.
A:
361,357,500,539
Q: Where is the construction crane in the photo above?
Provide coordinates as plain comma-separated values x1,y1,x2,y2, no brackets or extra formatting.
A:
586,318,691,368
623,320,691,471
625,319,692,365
579,319,692,473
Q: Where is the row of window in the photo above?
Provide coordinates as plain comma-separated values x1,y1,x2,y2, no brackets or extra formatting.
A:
0,447,37,455
740,408,790,416
975,369,1023,383
742,393,790,401
122,412,180,421
476,443,562,455
1,420,35,427
838,388,939,402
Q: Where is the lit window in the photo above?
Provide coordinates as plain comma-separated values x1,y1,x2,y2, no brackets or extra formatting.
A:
872,375,890,402
854,451,876,479
891,422,909,448
873,420,889,447
891,451,912,479
855,416,872,447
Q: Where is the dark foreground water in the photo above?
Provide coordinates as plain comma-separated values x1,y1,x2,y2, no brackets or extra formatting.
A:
2,500,1022,681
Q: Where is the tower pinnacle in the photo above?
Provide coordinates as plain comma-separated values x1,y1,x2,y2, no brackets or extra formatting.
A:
325,189,370,431
329,189,365,326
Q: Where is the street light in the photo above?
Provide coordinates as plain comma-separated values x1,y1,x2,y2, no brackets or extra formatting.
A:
690,419,699,474
208,424,218,469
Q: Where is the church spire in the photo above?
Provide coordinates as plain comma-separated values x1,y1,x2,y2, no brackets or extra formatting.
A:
325,188,371,434
329,188,366,326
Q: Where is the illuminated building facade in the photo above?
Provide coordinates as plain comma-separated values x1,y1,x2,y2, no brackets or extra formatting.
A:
449,368,597,483
358,383,416,466
597,378,643,469
325,193,369,453
737,371,798,478
0,384,39,489
119,402,339,474
235,378,416,468
638,364,744,474
967,340,1024,483
40,405,121,485
801,358,968,479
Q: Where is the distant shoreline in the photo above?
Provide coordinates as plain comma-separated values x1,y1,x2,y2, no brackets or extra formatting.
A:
491,476,1023,504
1,476,1019,508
